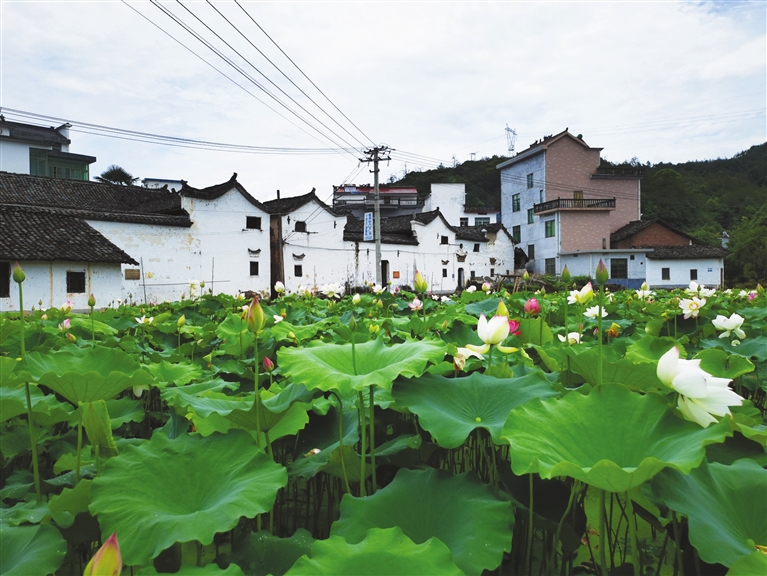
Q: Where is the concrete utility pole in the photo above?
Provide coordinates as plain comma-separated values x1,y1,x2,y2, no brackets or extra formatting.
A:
360,146,391,284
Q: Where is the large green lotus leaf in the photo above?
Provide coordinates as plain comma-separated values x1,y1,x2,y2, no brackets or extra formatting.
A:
287,527,462,575
701,335,767,362
215,313,255,356
90,430,287,566
270,319,332,343
330,467,513,576
464,296,501,316
625,335,678,364
81,400,118,457
216,528,314,576
19,348,153,404
565,347,665,391
48,479,92,528
106,397,145,428
392,371,558,448
650,460,767,567
705,433,767,466
0,523,67,576
138,565,245,575
0,384,45,422
0,500,51,526
0,356,18,387
146,360,202,387
518,317,554,346
161,379,239,408
502,384,731,492
278,338,447,395
726,550,767,576
694,349,755,379
70,315,118,336
226,396,310,441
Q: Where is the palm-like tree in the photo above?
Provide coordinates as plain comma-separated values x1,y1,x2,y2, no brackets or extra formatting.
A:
95,165,139,186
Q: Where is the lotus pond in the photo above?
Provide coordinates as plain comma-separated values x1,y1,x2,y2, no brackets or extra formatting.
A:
1,271,766,576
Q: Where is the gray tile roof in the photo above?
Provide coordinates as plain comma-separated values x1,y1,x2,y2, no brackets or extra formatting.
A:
0,205,138,264
610,219,693,244
179,173,268,212
0,117,70,146
645,245,728,260
262,189,336,216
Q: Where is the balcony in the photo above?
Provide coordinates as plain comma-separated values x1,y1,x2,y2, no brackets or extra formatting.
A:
333,195,425,209
533,197,615,214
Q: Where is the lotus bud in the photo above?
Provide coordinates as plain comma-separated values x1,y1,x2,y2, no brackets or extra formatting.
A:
496,299,509,318
352,293,361,305
561,266,571,284
414,271,428,294
66,332,77,343
84,532,122,576
245,296,266,333
263,356,275,372
349,314,357,331
523,298,540,316
375,299,383,309
482,282,492,292
523,270,530,282
274,281,285,294
203,353,213,368
369,323,380,335
177,315,186,327
12,263,25,283
88,294,96,308
757,283,764,293
595,259,609,285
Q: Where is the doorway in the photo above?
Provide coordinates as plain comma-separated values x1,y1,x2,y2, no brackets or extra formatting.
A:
381,260,389,285
457,267,464,290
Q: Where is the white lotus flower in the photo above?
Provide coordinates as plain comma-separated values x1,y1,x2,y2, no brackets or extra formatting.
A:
712,313,746,340
557,332,581,344
465,314,517,355
679,297,706,319
320,283,343,299
135,316,153,325
273,315,284,324
274,281,285,294
583,305,608,319
453,346,484,371
685,281,700,295
372,284,384,294
466,285,477,293
635,282,654,300
657,346,743,427
567,283,594,305
352,293,361,305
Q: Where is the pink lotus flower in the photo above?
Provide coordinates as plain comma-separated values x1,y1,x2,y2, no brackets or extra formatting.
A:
409,298,423,311
523,298,540,316
84,533,122,576
58,318,71,331
508,319,521,336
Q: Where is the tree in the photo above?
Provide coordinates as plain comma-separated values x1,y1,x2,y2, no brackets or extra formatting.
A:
726,204,767,284
95,165,139,186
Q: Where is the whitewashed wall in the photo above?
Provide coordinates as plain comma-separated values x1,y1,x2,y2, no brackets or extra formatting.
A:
426,184,465,225
647,258,724,289
560,250,647,288
0,261,122,312
0,140,34,174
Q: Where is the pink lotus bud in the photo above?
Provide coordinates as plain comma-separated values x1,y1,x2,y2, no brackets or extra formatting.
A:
595,259,609,285
84,533,122,576
88,294,96,308
523,298,540,316
263,356,275,372
58,318,71,331
245,296,266,333
508,319,521,336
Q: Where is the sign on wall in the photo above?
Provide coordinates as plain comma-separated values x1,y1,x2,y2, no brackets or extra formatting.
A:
364,212,374,241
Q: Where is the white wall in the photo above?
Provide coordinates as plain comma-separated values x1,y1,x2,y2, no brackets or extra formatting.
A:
0,140,34,174
560,250,647,287
647,258,724,289
0,261,122,312
426,184,465,226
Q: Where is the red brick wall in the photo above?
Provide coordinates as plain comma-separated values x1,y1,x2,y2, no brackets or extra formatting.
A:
612,222,690,248
561,211,611,251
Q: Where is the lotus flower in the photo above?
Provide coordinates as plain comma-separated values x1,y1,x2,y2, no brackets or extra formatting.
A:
60,301,73,313
274,281,285,294
523,298,540,316
453,346,484,371
135,316,153,325
482,282,492,292
244,296,266,333
84,533,122,576
273,315,283,324
372,284,384,294
557,332,581,344
58,318,71,331
712,313,746,340
466,314,518,355
263,356,275,372
567,283,594,305
635,282,653,300
583,305,608,319
320,283,343,299
352,293,361,305
414,271,428,293
409,298,423,311
657,346,743,428
685,281,700,295
679,297,706,319
465,285,477,293
508,319,521,336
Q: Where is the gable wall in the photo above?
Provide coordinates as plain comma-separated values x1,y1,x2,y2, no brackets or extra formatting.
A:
612,222,690,249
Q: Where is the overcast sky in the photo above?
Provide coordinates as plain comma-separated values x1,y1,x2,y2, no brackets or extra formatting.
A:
2,1,765,203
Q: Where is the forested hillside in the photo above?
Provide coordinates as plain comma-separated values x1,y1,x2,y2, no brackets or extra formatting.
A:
391,143,766,283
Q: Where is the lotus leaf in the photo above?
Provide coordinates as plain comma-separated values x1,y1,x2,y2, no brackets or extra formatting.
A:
502,384,730,492
650,459,767,567
49,479,92,528
330,467,513,575
565,346,665,391
286,527,462,575
701,335,767,362
392,371,558,448
726,550,767,576
625,335,679,364
215,313,255,356
146,360,202,387
519,317,554,345
694,348,755,379
106,397,145,428
138,565,246,575
81,400,119,457
0,500,50,525
90,430,287,566
278,337,447,395
0,523,67,576
216,528,314,576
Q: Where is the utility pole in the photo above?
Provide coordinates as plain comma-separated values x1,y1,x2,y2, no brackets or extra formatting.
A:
360,145,391,284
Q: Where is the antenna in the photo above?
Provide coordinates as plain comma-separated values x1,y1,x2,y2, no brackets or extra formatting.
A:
505,124,517,155
470,152,476,161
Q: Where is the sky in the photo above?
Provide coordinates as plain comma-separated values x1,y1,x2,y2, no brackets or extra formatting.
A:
1,0,765,204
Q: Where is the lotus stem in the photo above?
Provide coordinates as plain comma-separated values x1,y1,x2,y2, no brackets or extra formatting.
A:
329,391,351,495
95,444,101,476
254,339,261,449
600,490,609,576
75,409,84,486
90,306,96,347
672,511,684,576
551,480,579,569
368,385,377,493
525,472,534,573
598,285,604,386
625,492,641,576
24,382,42,501
357,390,367,497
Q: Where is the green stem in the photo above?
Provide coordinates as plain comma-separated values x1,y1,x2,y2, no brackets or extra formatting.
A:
265,429,274,533
75,410,83,486
95,444,102,476
598,286,604,386
24,383,41,501
525,473,534,573
551,480,579,570
357,390,367,497
90,306,95,347
368,385,377,493
625,492,640,576
254,339,261,449
600,490,609,576
672,511,684,576
330,392,352,495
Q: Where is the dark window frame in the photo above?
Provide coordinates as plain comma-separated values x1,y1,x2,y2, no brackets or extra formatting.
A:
545,258,556,276
526,173,534,188
611,258,628,279
249,261,259,276
473,243,480,252
545,220,555,238
527,244,535,260
66,270,86,294
662,268,670,281
512,193,521,212
690,269,698,281
246,216,262,230
512,225,521,244
440,236,448,245
294,265,303,277
0,262,10,298
527,208,535,224
442,268,448,278
294,221,307,233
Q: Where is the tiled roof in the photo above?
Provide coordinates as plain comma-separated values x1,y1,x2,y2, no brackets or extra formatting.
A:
497,129,597,170
343,213,421,245
454,223,510,242
645,245,728,260
0,205,138,264
0,172,191,227
179,173,268,211
610,219,693,244
262,189,336,216
0,118,70,146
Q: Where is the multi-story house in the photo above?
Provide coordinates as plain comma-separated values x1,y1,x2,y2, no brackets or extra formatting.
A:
498,129,642,278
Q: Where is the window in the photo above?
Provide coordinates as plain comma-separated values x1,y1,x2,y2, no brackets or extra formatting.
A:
294,265,303,277
442,268,448,278
512,194,521,212
294,221,307,232
690,269,698,281
662,268,670,281
474,217,490,226
539,190,544,203
527,244,535,260
545,220,555,238
512,225,521,244
470,271,476,280
573,190,583,200
611,258,628,279
250,261,259,276
545,258,556,276
527,173,534,188
473,243,480,252
527,209,535,224
66,271,86,293
30,148,89,181
441,236,448,245
246,216,262,230
490,268,494,276
0,262,10,298
459,217,468,227
630,254,635,260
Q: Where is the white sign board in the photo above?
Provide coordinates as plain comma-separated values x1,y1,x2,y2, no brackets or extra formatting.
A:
364,212,374,241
